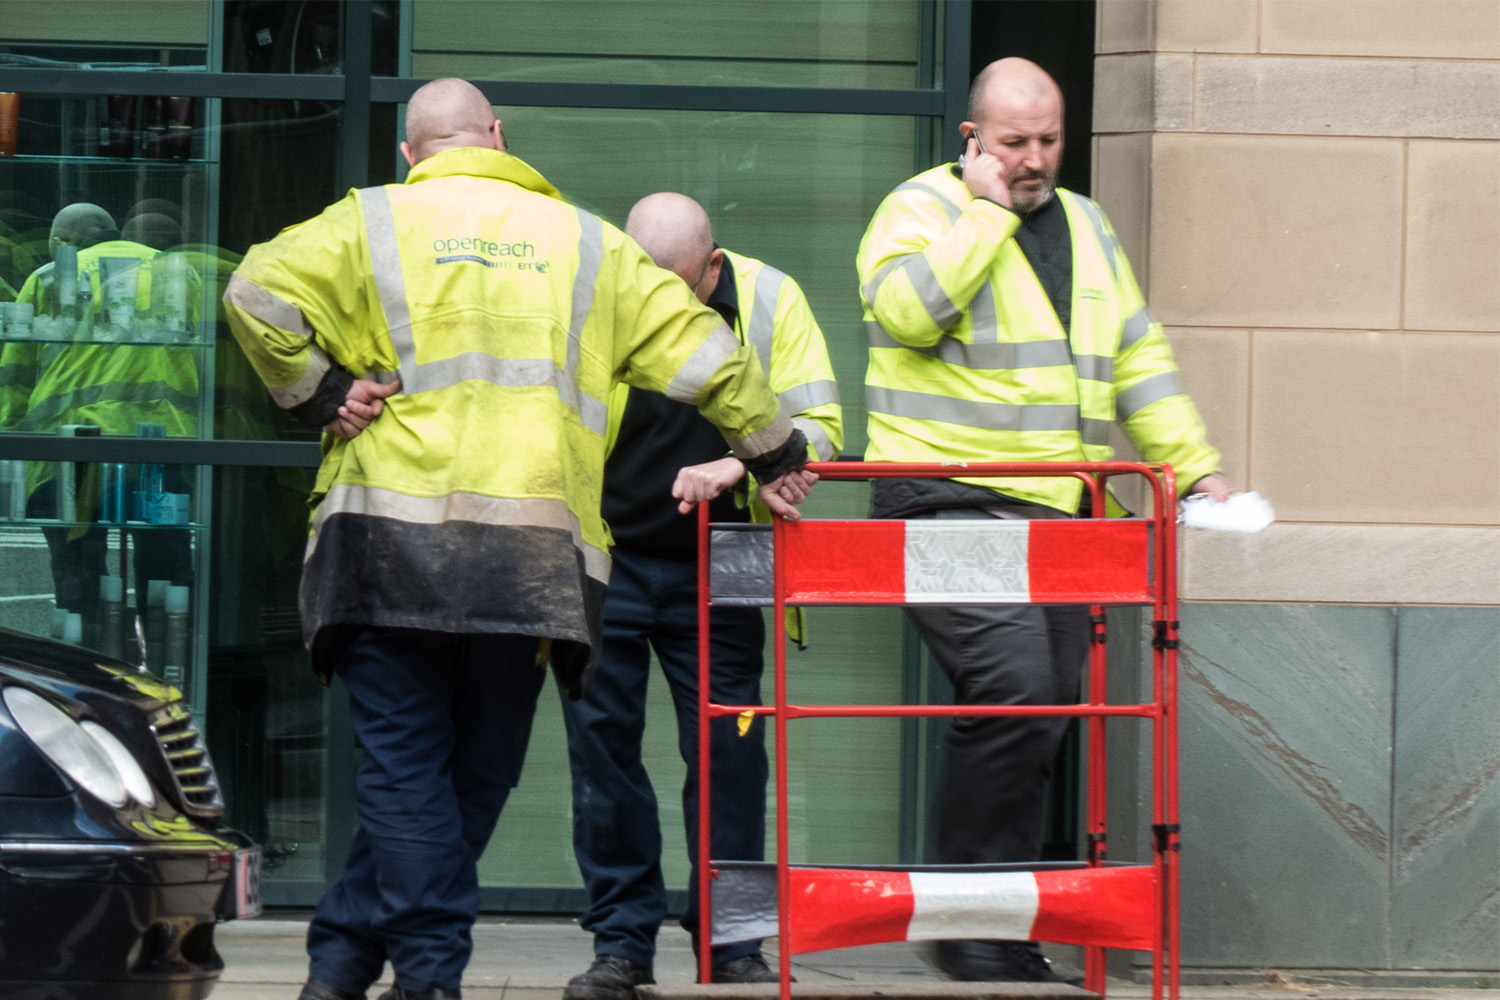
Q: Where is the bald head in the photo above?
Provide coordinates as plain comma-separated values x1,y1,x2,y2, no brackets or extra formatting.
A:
624,193,722,303
964,58,1065,214
50,203,116,255
968,58,1063,125
402,78,503,166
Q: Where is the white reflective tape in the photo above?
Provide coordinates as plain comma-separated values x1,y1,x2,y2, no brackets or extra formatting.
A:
903,521,1032,603
906,871,1040,941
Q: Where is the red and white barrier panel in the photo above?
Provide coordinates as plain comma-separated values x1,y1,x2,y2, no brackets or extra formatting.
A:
779,519,1154,605
711,864,1157,954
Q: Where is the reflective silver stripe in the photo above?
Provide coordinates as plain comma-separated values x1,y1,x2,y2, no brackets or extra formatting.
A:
666,324,740,404
1116,371,1184,421
864,251,966,333
224,274,313,338
903,255,962,330
1081,417,1113,447
1068,193,1118,281
568,209,604,379
860,258,903,308
267,346,332,408
1121,307,1153,349
892,180,962,224
968,281,999,344
729,409,796,460
867,385,1078,432
792,416,836,461
868,323,1072,371
359,187,416,384
1074,353,1114,383
404,353,606,433
777,379,840,415
312,484,611,582
747,264,785,373
22,381,201,429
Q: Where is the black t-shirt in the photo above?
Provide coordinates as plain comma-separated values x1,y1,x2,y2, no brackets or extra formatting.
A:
602,262,751,560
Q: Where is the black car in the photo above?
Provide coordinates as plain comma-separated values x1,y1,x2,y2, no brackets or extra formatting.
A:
0,627,260,1000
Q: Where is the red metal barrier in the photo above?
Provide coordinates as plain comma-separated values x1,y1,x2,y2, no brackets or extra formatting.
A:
695,462,1181,1000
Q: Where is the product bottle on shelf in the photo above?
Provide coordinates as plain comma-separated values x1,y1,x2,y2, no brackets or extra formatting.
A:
162,584,190,691
99,575,126,661
144,579,169,674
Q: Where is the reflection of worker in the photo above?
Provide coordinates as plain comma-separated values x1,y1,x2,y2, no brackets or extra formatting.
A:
561,193,842,1000
857,58,1232,984
223,79,815,1000
2,204,199,631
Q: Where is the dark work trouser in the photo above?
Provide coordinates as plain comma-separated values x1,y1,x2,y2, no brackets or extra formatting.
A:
560,549,768,969
902,508,1090,869
307,626,545,993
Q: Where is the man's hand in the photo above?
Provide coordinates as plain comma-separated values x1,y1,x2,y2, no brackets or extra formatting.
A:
756,468,819,521
1186,473,1235,503
672,456,747,515
324,377,401,440
961,134,1011,208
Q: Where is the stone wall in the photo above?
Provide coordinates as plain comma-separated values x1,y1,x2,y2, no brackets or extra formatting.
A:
1090,0,1499,979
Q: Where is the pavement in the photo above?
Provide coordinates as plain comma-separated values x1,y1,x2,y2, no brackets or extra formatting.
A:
211,916,1497,1000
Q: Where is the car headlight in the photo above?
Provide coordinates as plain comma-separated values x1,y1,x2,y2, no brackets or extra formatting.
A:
3,686,128,807
81,719,156,809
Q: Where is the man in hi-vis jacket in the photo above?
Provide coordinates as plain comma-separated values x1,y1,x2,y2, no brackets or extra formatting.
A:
857,57,1231,985
224,79,816,1000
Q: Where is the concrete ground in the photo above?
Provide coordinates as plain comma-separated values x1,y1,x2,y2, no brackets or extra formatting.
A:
210,916,1496,1000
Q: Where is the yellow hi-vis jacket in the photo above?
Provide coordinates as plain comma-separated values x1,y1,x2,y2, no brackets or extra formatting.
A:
223,147,798,683
858,166,1220,513
603,246,844,523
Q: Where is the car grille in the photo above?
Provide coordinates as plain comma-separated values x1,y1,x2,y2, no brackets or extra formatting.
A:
150,701,225,819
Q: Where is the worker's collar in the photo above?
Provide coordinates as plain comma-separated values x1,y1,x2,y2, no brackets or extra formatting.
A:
704,245,740,328
405,146,563,201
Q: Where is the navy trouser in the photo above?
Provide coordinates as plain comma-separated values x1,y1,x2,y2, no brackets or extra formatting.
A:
307,626,545,993
560,549,768,969
902,508,1089,867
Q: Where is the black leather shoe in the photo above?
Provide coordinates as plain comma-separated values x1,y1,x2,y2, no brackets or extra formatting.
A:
924,939,1083,986
713,954,791,984
563,955,655,1000
375,988,461,1000
298,981,366,1000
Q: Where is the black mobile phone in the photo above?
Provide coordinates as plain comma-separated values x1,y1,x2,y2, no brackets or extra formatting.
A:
958,134,970,169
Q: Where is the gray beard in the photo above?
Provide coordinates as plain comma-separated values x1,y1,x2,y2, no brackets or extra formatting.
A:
1011,182,1055,216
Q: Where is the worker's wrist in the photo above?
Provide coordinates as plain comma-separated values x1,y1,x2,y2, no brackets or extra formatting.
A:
742,429,808,483
289,363,354,431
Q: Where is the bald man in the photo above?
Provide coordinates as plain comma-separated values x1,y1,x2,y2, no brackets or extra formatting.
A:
559,193,840,1000
226,80,814,1000
857,58,1232,984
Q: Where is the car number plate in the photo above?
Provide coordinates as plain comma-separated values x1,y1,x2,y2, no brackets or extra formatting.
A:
232,847,263,918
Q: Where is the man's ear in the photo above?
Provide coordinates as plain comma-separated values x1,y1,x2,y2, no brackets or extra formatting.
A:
400,141,417,169
491,118,506,152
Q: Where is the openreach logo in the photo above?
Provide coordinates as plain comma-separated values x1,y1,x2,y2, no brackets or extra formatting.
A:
433,235,546,272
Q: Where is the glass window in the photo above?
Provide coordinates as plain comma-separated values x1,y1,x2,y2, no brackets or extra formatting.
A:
412,0,927,90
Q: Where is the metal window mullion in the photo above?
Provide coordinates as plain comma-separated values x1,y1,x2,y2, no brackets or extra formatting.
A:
369,76,943,117
0,67,344,102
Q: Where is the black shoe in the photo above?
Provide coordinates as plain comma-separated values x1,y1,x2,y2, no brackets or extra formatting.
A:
375,988,461,1000
563,955,655,1000
924,939,1082,986
298,981,366,1000
712,954,790,984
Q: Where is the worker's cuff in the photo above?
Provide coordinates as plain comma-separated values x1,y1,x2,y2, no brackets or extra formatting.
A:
287,363,354,430
742,428,809,483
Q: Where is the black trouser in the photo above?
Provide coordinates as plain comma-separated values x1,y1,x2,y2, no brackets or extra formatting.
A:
902,508,1089,867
